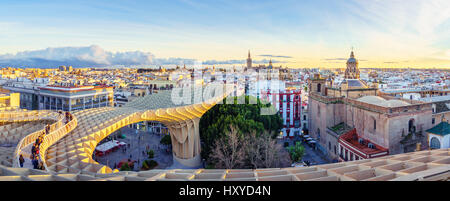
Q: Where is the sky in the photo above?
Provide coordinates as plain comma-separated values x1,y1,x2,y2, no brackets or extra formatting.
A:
0,0,449,68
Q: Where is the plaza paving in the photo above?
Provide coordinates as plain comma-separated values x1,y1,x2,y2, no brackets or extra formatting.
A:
281,138,331,166
94,127,173,171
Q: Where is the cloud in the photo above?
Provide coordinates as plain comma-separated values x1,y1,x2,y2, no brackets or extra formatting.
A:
0,45,155,67
0,45,288,68
257,54,293,58
322,58,347,61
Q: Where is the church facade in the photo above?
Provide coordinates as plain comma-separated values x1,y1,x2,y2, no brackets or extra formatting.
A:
308,51,433,161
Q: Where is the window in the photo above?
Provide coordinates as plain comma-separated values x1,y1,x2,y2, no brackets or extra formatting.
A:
334,145,337,155
408,119,415,133
328,142,331,150
373,118,376,131
430,137,441,149
432,118,435,124
317,83,321,92
303,115,307,120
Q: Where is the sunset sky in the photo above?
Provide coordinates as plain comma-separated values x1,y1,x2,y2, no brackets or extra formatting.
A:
0,0,449,68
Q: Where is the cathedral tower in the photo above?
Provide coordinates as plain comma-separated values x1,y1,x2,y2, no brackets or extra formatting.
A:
247,50,252,68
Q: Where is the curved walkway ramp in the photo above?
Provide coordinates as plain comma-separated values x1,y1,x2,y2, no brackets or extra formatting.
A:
0,110,72,168
0,148,448,181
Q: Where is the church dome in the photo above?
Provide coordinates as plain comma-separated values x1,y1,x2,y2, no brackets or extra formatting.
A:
344,50,360,79
347,57,357,63
347,51,357,63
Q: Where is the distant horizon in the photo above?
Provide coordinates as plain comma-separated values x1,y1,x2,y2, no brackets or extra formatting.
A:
0,45,448,70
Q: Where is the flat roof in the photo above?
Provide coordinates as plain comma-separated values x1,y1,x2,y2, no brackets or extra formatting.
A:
419,95,450,102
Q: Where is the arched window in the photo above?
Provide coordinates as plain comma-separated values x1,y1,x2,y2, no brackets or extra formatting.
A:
317,83,321,92
408,119,415,133
430,137,441,149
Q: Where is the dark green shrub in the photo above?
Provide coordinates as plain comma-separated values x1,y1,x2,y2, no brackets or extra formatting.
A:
160,135,171,145
120,162,131,171
148,150,154,158
148,160,158,169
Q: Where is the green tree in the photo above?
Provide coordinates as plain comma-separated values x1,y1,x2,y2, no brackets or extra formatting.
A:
160,135,171,145
141,160,158,170
147,150,155,158
200,95,283,160
120,162,131,171
287,142,305,162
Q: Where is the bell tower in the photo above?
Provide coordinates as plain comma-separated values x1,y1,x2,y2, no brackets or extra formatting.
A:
247,50,252,68
344,49,360,79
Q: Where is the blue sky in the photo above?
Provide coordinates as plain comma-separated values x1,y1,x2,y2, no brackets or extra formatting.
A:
0,0,449,68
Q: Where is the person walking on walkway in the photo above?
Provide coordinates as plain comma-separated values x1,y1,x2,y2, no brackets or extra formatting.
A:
45,124,50,134
19,154,24,168
32,156,39,169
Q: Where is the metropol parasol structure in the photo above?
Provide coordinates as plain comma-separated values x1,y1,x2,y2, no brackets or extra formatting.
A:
0,84,449,181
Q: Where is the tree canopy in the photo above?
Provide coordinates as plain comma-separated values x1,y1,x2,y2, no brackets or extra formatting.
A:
199,95,283,160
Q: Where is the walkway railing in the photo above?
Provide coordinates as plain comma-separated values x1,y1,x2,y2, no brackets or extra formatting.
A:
6,110,74,167
38,113,77,172
9,111,66,168
0,110,50,122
